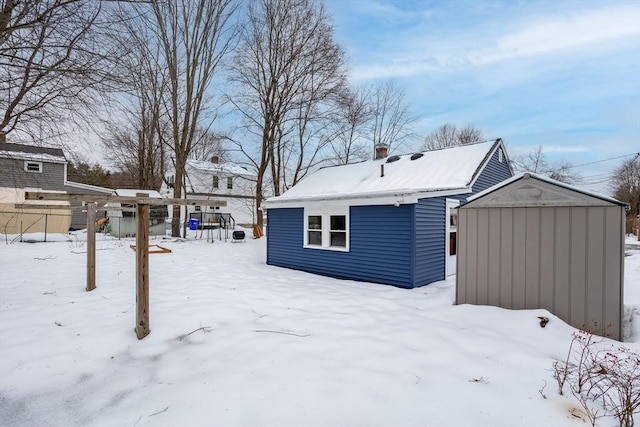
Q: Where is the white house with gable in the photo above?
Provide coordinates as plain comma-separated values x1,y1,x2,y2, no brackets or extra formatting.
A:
161,156,256,228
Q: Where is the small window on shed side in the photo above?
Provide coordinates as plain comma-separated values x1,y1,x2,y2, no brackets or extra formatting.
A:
24,161,42,173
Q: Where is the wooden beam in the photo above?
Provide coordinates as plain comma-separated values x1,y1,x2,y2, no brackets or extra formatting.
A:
86,203,96,292
24,191,227,207
135,196,150,339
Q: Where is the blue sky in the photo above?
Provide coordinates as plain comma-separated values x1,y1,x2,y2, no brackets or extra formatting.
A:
324,0,640,193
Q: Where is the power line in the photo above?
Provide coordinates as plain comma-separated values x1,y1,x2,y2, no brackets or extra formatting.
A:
567,152,640,169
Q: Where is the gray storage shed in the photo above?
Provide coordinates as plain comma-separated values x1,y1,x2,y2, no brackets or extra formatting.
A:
456,173,627,340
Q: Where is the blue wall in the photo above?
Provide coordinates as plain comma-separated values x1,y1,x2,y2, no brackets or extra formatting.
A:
413,197,446,286
267,205,416,288
472,147,513,194
266,144,513,288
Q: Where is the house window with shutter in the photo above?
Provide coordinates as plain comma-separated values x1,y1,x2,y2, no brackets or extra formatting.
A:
227,177,233,189
212,176,219,189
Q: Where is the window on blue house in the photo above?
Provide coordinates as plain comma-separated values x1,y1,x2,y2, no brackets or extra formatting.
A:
308,215,322,245
330,215,346,247
304,209,349,251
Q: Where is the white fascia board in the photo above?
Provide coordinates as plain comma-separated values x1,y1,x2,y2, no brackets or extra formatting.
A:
262,187,470,209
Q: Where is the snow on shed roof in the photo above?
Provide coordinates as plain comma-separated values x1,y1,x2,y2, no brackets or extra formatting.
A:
265,140,502,205
112,189,162,198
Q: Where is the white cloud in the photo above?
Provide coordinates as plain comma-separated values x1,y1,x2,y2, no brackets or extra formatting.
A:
349,3,640,81
472,5,640,65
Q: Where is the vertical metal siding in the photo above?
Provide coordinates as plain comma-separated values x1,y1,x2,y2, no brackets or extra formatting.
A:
554,208,571,319
458,205,623,340
499,209,513,307
476,209,490,305
266,205,415,288
487,208,501,306
525,208,540,309
570,208,587,329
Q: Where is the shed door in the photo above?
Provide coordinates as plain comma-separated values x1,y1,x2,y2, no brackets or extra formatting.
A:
446,199,459,276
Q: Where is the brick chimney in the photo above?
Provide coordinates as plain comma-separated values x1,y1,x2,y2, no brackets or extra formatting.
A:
374,144,388,160
211,156,219,164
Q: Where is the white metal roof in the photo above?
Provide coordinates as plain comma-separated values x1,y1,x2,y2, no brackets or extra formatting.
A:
264,140,501,206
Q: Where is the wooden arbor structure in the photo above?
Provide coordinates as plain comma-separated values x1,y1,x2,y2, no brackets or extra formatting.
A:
25,191,226,339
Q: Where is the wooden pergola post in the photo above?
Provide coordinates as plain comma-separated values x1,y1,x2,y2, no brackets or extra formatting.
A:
24,191,227,340
86,202,96,292
135,194,150,339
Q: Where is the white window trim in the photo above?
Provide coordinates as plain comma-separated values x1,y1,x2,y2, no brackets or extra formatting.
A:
24,161,43,173
303,206,350,252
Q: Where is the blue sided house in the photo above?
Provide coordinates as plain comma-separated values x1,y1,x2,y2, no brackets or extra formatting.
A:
262,139,513,288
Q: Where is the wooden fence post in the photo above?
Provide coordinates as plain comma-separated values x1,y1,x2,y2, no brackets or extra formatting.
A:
86,203,96,292
135,196,150,339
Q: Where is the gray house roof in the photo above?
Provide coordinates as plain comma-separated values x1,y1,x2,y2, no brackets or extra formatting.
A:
0,142,67,163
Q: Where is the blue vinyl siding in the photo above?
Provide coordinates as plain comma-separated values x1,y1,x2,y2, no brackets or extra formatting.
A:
471,148,513,194
267,205,415,288
414,197,446,286
266,143,514,289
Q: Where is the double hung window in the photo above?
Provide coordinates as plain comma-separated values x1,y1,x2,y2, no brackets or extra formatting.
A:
304,209,349,251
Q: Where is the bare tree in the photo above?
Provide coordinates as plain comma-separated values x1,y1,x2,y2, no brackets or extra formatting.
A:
228,0,346,227
511,145,582,184
328,86,372,164
368,80,418,156
188,129,229,163
0,0,114,143
611,155,640,234
126,0,239,237
421,123,484,151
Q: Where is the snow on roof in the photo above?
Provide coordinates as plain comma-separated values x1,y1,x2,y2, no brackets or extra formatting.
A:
0,150,67,163
466,172,627,206
266,140,500,204
186,158,255,177
113,189,162,198
0,142,67,163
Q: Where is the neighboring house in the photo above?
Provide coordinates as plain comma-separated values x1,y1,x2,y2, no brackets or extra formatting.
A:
456,172,626,340
106,189,167,238
161,156,256,228
263,139,513,288
0,142,112,232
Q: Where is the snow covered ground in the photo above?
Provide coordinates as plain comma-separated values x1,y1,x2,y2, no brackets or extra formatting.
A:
1,230,638,427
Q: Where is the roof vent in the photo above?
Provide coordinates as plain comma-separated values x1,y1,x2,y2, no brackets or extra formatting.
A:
386,155,400,163
410,153,424,160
